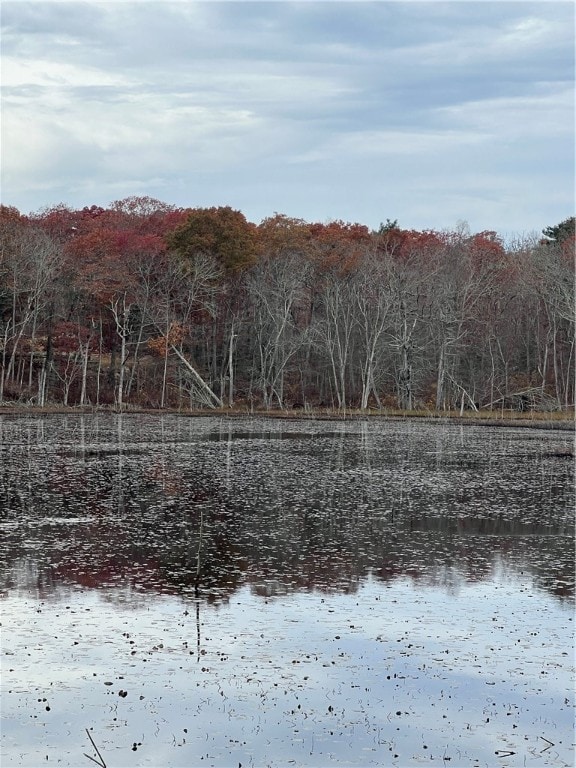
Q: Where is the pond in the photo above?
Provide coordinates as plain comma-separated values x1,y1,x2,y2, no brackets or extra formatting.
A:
0,414,574,767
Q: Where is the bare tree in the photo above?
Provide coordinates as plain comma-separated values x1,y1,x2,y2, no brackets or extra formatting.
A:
522,237,575,408
144,253,223,408
313,268,361,410
385,252,431,411
353,255,392,409
0,222,62,402
246,252,311,408
109,293,133,410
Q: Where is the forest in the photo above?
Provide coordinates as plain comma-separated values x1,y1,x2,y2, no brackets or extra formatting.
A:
0,198,574,413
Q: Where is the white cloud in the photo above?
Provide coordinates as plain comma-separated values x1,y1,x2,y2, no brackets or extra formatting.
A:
434,86,574,139
3,57,135,88
1,0,573,235
292,127,489,165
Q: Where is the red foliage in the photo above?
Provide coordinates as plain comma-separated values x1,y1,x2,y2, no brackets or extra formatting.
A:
59,206,168,302
375,227,445,262
52,321,93,354
0,204,26,225
307,220,372,273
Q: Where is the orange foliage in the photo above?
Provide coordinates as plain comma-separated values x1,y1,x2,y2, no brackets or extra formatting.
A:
257,213,312,257
147,322,186,357
307,220,372,274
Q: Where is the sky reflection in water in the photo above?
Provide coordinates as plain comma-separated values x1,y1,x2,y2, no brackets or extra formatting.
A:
0,415,574,767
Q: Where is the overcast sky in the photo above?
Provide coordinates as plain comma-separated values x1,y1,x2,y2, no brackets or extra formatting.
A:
2,0,574,236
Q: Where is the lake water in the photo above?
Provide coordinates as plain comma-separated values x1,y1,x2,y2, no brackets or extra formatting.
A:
0,414,574,767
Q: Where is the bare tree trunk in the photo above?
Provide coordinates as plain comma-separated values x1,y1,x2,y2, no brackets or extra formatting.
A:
27,314,38,390
79,320,95,406
118,329,127,410
396,306,417,411
161,338,169,408
436,341,446,410
38,324,53,407
228,322,235,407
0,330,8,402
170,344,223,407
95,315,103,407
110,294,132,411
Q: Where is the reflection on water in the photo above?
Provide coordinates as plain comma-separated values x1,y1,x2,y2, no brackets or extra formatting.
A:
0,415,574,767
0,415,573,603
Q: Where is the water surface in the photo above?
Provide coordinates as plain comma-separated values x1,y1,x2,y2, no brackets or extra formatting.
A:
0,415,574,767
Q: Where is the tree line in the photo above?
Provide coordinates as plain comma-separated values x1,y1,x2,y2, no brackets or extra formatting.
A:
0,198,574,412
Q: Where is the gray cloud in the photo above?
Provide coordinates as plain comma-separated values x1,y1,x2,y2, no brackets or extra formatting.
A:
2,1,573,235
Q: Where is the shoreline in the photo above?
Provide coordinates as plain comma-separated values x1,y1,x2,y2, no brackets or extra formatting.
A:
0,404,573,431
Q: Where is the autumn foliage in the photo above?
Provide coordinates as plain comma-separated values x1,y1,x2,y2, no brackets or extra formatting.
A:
0,198,573,412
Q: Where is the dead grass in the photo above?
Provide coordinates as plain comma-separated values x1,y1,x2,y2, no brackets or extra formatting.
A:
0,403,573,430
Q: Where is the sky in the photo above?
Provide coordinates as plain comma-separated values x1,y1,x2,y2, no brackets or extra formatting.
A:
1,0,574,237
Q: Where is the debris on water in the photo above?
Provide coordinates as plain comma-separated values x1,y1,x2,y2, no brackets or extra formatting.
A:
0,414,573,767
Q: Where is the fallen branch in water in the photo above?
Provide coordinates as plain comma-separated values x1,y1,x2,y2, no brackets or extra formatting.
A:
84,728,107,768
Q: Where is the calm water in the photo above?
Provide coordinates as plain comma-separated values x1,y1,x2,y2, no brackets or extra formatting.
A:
0,414,574,767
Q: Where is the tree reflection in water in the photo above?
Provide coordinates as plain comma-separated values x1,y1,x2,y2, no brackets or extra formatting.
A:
1,415,574,768
0,415,572,605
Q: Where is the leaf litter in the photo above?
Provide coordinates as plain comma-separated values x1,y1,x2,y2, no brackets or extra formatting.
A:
0,414,574,767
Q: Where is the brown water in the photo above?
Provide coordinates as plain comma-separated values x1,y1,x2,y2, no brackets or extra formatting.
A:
0,414,574,767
